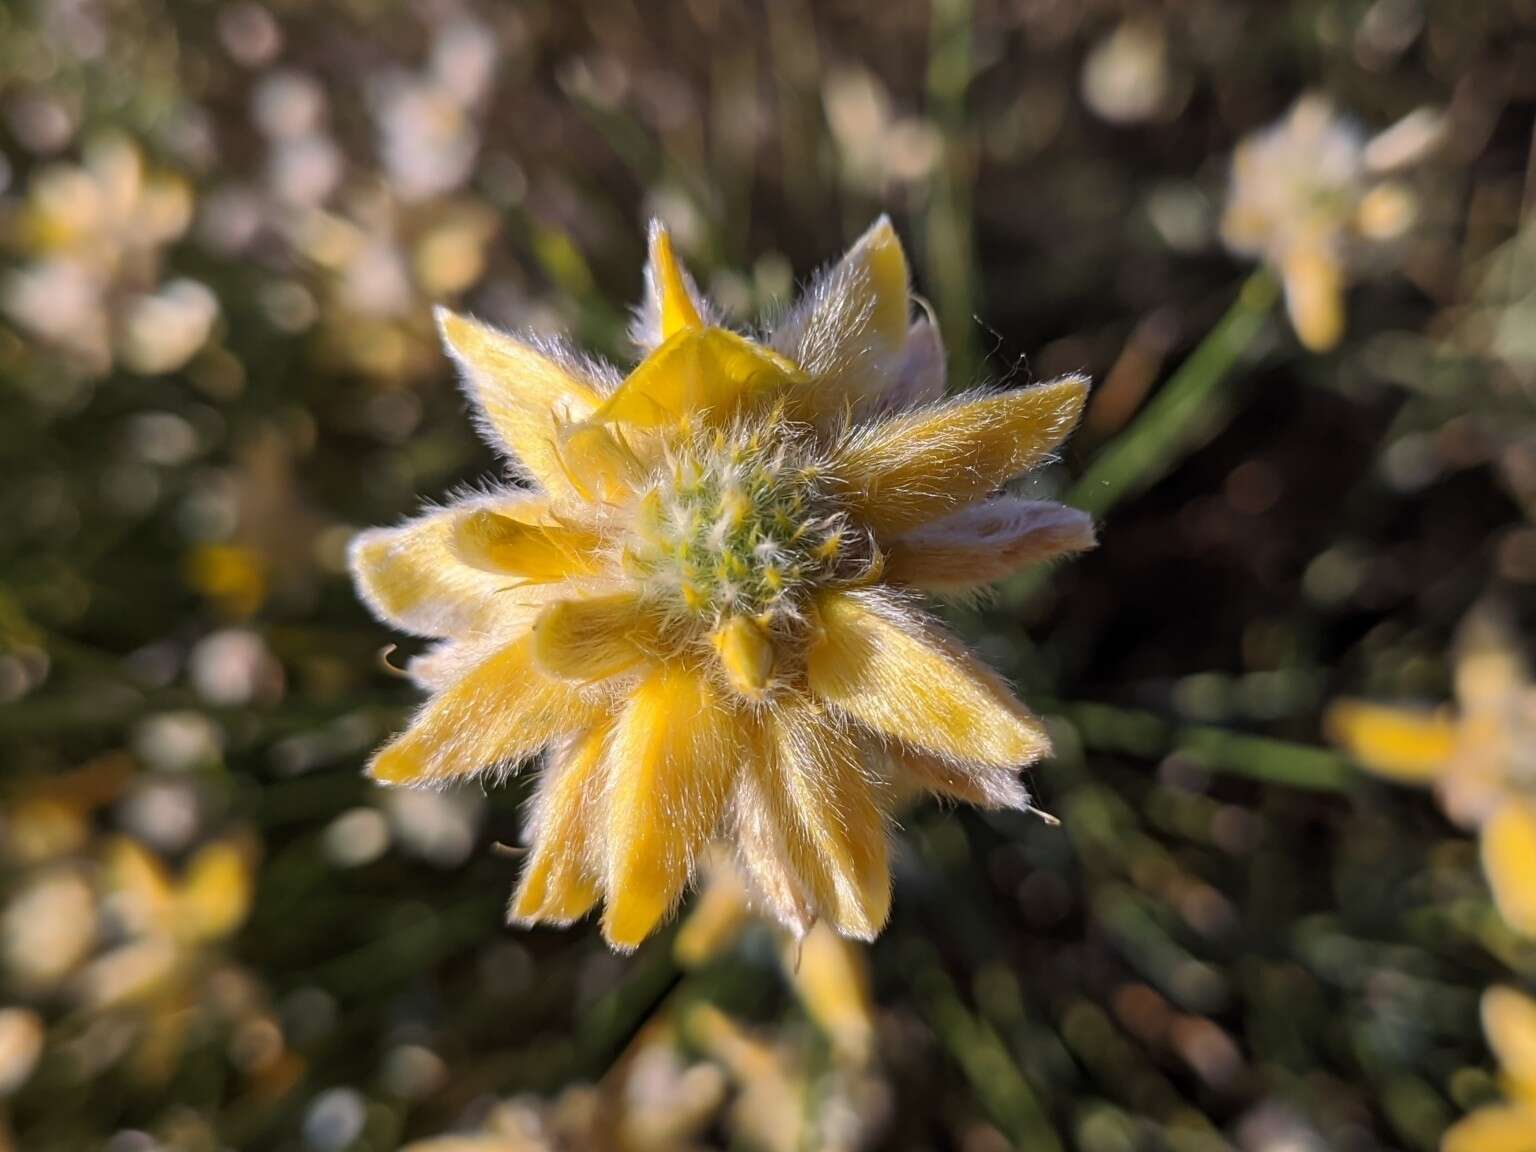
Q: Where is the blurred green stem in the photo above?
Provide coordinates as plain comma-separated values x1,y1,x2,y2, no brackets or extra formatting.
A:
1069,269,1278,517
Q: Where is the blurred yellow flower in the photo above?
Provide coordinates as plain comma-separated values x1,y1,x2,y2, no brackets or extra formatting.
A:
1221,95,1438,352
675,853,876,1065
1328,608,1536,935
351,219,1092,951
1443,986,1536,1152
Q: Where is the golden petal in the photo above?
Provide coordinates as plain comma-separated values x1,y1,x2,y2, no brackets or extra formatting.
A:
510,723,610,925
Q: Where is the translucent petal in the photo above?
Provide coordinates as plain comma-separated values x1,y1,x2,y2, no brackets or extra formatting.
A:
593,327,806,429
806,590,1049,768
888,745,1031,811
368,635,600,786
829,377,1088,536
437,308,606,492
879,313,947,413
350,496,549,639
630,219,713,351
601,670,743,950
510,723,609,925
887,498,1095,592
758,700,890,939
1483,801,1536,938
1325,700,1455,784
531,592,657,683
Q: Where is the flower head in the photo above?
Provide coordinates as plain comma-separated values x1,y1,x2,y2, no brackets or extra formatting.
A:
1328,607,1536,936
351,219,1092,951
1221,95,1437,351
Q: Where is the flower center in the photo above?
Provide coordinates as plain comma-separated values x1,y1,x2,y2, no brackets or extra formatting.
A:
623,427,849,623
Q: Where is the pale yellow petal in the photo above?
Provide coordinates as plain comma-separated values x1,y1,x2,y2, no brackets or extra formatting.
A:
1483,986,1536,1097
531,592,658,683
1441,1106,1536,1152
592,327,806,429
510,723,609,925
1280,240,1345,353
828,378,1089,536
368,635,600,786
759,700,890,939
350,497,548,639
436,308,606,492
807,590,1049,769
602,670,743,950
887,498,1095,592
730,758,819,940
1483,801,1536,938
1324,700,1455,785
787,925,875,1066
450,507,605,582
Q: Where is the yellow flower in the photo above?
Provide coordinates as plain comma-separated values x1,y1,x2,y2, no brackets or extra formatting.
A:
1328,608,1536,936
351,219,1092,951
1443,986,1536,1152
1221,95,1437,352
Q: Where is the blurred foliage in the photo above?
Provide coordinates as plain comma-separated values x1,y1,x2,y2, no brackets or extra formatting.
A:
0,0,1535,1150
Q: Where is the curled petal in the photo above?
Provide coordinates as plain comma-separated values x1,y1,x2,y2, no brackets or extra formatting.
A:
437,308,609,492
369,635,601,786
1324,700,1455,785
450,507,605,581
807,590,1049,769
828,377,1088,536
350,497,550,639
1482,800,1536,938
887,498,1095,592
594,327,805,429
602,670,744,950
511,722,610,925
531,592,658,683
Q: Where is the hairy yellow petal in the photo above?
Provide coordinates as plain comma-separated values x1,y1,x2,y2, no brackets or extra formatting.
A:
807,590,1049,768
788,925,875,1066
594,327,806,429
888,745,1031,811
760,701,890,939
830,377,1088,536
350,497,548,639
511,723,609,925
1441,1106,1536,1152
552,421,648,502
602,670,743,950
712,615,775,699
730,745,819,940
531,593,657,683
1325,700,1455,785
1483,986,1536,1098
650,223,704,338
1280,240,1344,353
450,508,604,581
1483,801,1536,938
369,635,598,786
887,498,1095,592
437,308,606,492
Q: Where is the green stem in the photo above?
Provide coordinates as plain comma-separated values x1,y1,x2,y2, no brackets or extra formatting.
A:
1068,269,1278,518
